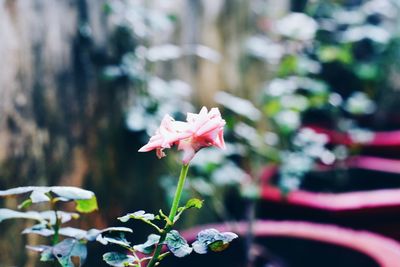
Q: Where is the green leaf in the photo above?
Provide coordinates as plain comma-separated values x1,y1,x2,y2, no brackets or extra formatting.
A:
50,187,94,200
278,55,298,76
103,252,136,267
184,198,203,209
52,238,87,267
165,230,192,258
192,228,238,254
0,187,97,213
209,240,230,252
0,186,95,200
22,224,54,236
23,226,102,240
263,99,281,116
118,210,155,223
26,226,133,243
26,245,52,252
99,227,133,233
317,45,352,64
86,227,133,243
133,234,160,254
0,186,40,196
0,209,46,223
30,189,51,203
40,249,56,262
75,196,98,213
100,235,131,248
29,240,87,267
176,198,204,220
39,211,80,224
0,209,79,225
355,63,379,80
58,227,88,239
26,245,55,262
18,198,33,209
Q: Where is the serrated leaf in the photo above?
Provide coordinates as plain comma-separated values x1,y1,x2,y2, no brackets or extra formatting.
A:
103,252,136,267
118,210,155,223
0,209,46,223
133,234,160,254
165,230,192,257
75,196,98,213
52,238,87,267
192,228,238,254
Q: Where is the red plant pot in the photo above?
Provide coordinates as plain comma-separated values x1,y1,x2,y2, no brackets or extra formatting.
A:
259,156,400,239
163,221,400,267
309,125,400,157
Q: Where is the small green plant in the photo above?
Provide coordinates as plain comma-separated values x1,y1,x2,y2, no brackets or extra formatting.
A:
0,186,130,267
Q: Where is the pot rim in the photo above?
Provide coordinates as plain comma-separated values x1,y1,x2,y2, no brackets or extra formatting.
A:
260,157,400,211
182,220,400,267
308,125,400,147
261,185,400,211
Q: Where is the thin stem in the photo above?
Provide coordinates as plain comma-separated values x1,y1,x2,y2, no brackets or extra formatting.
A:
132,250,142,267
168,164,189,222
139,218,163,233
146,164,190,267
51,200,61,245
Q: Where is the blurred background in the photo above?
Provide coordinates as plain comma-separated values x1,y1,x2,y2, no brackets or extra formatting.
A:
2,0,400,266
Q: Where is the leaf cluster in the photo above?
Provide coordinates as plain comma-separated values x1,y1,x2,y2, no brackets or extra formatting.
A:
0,186,129,267
103,198,236,267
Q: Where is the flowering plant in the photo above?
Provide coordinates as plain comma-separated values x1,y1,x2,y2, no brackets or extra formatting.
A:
103,107,237,267
0,107,236,267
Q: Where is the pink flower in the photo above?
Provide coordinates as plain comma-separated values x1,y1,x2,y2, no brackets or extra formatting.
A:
178,107,226,164
138,107,226,164
138,114,191,159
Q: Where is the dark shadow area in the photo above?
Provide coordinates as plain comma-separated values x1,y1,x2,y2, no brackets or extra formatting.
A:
163,236,379,267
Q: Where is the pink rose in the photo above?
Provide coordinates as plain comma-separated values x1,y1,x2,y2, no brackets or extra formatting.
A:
138,114,191,159
178,107,226,164
138,107,226,164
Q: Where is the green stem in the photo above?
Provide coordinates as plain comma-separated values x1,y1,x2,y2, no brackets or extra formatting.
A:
147,164,190,267
168,164,189,222
51,201,60,245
